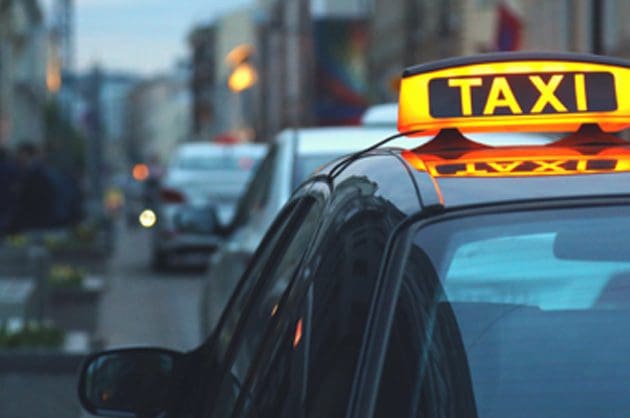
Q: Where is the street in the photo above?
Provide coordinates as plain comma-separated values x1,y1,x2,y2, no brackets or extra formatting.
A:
3,0,630,416
97,222,206,352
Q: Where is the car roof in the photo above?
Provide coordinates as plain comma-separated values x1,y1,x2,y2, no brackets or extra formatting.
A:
433,172,630,207
323,136,630,214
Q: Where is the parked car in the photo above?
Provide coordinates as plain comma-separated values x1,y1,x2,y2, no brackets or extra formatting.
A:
151,142,266,269
360,102,398,126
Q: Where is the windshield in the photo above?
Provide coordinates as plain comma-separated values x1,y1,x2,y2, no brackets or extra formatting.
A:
375,204,630,418
173,155,259,172
165,152,262,200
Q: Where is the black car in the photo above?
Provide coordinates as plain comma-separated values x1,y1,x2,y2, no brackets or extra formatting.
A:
78,53,630,418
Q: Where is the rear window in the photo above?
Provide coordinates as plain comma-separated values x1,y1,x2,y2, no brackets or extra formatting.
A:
174,155,259,171
375,204,630,418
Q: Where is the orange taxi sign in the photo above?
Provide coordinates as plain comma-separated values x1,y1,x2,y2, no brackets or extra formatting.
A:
398,52,630,135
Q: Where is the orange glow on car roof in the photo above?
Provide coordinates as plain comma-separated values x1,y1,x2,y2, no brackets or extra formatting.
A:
402,145,630,178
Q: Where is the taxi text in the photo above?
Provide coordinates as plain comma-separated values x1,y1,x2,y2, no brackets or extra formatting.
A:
428,72,617,118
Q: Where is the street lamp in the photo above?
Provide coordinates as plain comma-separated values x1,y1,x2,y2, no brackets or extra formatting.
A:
225,44,259,141
228,62,258,93
226,44,255,68
226,43,258,93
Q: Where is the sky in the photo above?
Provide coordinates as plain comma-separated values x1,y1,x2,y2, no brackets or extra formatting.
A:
43,0,253,75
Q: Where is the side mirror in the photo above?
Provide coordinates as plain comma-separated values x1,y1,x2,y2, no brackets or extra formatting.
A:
78,348,182,418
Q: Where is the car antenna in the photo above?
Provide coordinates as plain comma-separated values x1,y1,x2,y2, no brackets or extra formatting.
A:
329,129,423,178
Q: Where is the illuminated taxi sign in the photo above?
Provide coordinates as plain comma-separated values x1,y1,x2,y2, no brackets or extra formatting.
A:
430,72,615,117
398,53,630,135
401,148,630,178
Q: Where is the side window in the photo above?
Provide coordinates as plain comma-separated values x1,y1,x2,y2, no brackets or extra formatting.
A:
236,199,407,418
303,208,397,418
215,197,300,365
209,196,324,418
237,288,312,418
230,197,322,378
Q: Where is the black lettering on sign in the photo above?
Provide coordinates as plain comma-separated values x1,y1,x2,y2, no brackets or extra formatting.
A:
428,72,617,118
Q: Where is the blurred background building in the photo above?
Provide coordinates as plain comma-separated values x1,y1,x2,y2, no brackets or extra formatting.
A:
214,7,260,142
368,0,461,102
189,24,217,142
125,68,191,167
99,72,139,174
2,0,630,215
0,0,47,148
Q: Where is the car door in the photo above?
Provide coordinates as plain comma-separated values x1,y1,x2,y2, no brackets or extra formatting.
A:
226,175,410,418
198,183,328,418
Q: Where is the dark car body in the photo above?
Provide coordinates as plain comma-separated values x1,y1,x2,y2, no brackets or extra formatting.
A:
78,51,630,418
78,130,630,418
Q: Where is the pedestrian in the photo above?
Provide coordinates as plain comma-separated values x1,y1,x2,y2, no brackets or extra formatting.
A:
8,143,58,233
47,165,82,227
0,147,20,234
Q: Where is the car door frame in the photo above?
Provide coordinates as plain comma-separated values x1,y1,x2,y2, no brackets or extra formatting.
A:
194,177,331,416
225,173,417,418
344,213,418,418
213,178,332,418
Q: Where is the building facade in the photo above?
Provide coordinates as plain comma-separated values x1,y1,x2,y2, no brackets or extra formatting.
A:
189,9,262,142
257,0,372,134
198,0,630,138
125,71,190,165
99,73,139,173
367,0,630,103
0,0,47,148
189,24,217,141
214,7,260,141
368,0,463,102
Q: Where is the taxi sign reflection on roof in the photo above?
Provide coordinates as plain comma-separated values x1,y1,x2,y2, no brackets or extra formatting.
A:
401,127,630,178
402,147,630,178
398,52,630,135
